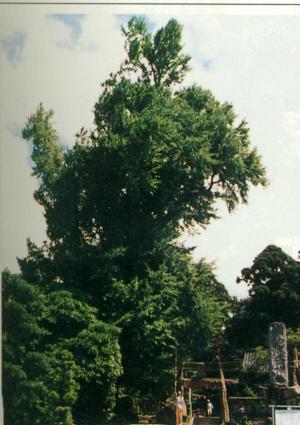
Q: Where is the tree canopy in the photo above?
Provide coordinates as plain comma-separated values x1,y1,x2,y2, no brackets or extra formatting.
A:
22,17,266,265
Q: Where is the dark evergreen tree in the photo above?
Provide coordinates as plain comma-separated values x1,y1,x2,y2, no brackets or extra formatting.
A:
227,245,300,350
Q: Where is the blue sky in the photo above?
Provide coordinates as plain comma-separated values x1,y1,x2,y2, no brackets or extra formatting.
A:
1,31,26,64
116,14,156,33
1,8,300,298
50,14,85,45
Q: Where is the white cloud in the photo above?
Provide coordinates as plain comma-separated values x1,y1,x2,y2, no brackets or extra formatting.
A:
275,237,300,260
175,14,300,297
281,110,300,159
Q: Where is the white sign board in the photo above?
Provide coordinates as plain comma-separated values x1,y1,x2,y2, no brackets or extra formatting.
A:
275,409,300,425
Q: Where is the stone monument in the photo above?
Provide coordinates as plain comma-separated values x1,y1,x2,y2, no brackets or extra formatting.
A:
268,322,289,388
268,322,300,400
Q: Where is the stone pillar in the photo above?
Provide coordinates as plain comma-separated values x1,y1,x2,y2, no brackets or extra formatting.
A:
268,322,289,387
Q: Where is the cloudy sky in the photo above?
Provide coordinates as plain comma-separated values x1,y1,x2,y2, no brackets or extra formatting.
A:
1,4,300,298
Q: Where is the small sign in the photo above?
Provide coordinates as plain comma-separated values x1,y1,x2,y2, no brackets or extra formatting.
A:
275,409,300,425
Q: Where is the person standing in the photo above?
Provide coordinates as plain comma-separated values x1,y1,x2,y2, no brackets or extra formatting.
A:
175,390,186,425
207,399,214,416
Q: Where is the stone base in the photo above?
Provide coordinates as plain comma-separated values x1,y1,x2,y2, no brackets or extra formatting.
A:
269,385,300,401
281,386,300,400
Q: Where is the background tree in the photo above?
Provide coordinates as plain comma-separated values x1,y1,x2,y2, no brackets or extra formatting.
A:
227,245,300,351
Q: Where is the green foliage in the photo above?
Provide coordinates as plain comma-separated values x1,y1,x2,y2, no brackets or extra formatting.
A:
2,271,122,425
118,251,233,400
120,17,190,86
287,328,300,348
250,346,268,375
93,81,266,256
22,104,64,207
228,245,300,350
2,271,77,425
241,346,269,387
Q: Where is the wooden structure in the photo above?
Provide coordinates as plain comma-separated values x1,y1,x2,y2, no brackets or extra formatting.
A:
181,360,241,424
178,327,300,424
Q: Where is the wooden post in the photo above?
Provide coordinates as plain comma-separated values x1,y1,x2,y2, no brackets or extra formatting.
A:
189,387,192,421
217,353,230,423
175,346,178,397
291,347,299,386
